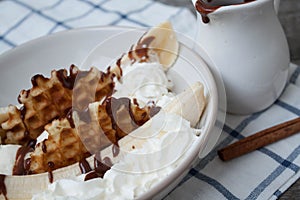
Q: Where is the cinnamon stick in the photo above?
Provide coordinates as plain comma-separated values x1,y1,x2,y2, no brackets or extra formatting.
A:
218,117,300,161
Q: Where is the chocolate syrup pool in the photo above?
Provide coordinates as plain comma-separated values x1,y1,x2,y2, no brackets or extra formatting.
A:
195,0,255,23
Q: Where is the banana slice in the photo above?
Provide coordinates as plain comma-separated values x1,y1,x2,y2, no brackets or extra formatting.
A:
2,82,205,200
143,21,179,70
164,82,205,127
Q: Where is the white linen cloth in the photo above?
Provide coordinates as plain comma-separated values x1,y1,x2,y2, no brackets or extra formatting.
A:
0,0,299,199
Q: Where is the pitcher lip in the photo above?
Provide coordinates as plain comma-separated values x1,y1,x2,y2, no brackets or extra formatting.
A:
194,0,271,16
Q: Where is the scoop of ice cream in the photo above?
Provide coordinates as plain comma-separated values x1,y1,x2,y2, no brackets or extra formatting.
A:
113,62,173,107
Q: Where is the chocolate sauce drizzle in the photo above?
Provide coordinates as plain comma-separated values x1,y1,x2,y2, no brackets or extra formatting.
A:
135,36,155,61
105,97,138,140
82,152,112,181
115,56,123,80
12,146,33,175
31,74,48,87
47,162,55,183
66,109,75,128
79,159,92,174
56,65,78,90
116,57,122,70
0,175,7,200
195,0,255,23
27,139,37,149
42,140,47,153
128,45,136,63
19,106,26,121
127,35,155,63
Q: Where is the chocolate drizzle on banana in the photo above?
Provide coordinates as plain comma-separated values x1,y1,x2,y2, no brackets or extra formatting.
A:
83,152,112,181
126,35,155,64
12,145,33,175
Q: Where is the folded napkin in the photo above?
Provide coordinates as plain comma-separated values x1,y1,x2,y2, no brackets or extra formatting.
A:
0,0,299,200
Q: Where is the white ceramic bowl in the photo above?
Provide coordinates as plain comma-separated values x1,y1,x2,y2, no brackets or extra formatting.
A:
0,26,222,199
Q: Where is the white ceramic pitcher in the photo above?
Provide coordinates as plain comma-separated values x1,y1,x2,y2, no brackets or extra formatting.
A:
191,0,289,114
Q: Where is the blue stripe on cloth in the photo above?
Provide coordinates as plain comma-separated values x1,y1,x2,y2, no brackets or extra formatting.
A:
60,7,96,23
178,113,263,193
222,124,244,140
9,0,63,34
259,148,300,172
47,23,64,35
13,0,72,30
195,112,263,171
40,0,64,11
2,12,33,38
275,100,300,116
289,65,300,84
83,0,112,7
0,36,16,48
109,2,155,26
78,0,151,27
189,168,239,200
246,145,300,199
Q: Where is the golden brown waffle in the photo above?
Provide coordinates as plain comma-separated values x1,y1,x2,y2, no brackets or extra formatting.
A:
29,97,158,174
0,105,27,144
18,69,73,142
29,117,84,174
0,65,116,145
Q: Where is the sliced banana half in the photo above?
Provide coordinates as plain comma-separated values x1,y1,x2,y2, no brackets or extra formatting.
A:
2,82,205,200
146,21,179,70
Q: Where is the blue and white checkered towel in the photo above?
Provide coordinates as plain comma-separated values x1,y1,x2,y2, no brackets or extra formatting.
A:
1,0,299,199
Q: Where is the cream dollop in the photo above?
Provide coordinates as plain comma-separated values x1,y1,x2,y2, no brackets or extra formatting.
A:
113,62,174,107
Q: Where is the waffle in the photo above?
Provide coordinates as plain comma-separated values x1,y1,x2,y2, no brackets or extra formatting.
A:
0,105,27,144
0,65,116,145
29,117,87,174
29,97,158,174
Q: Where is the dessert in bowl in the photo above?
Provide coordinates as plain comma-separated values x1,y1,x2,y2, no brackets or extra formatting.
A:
0,22,219,199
